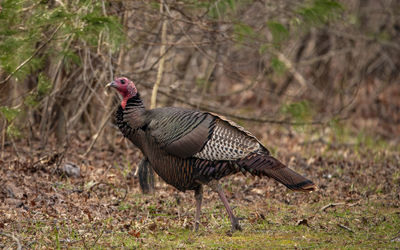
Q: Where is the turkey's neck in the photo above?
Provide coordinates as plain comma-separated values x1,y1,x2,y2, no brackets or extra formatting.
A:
122,93,146,129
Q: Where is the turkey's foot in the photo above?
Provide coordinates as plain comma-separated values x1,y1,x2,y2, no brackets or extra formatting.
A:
230,216,242,232
208,180,242,232
194,221,200,232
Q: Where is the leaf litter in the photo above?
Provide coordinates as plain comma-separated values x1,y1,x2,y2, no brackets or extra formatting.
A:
0,129,399,248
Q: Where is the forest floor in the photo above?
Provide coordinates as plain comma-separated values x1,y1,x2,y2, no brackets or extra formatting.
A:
0,124,399,249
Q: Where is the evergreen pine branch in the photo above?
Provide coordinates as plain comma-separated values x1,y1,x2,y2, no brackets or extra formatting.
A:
0,23,64,85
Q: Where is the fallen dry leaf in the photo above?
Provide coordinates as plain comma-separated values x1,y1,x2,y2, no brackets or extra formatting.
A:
148,222,157,231
129,230,141,238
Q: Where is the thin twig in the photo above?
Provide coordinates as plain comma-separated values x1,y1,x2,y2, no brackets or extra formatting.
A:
150,0,168,109
81,108,114,157
112,184,129,206
274,51,323,99
80,232,89,250
1,121,6,159
0,23,64,85
91,228,105,248
0,232,22,250
163,2,215,63
139,81,348,125
196,62,215,109
337,223,354,233
66,78,101,129
11,137,23,159
299,48,353,66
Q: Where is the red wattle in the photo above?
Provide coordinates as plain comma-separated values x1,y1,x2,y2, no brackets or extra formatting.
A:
121,98,128,109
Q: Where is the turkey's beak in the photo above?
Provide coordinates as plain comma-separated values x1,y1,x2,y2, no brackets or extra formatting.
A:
106,81,117,89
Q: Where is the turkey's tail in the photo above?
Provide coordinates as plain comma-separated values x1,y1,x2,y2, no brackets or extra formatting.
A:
238,153,315,192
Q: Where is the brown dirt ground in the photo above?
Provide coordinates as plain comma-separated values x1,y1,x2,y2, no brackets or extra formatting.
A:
0,125,399,248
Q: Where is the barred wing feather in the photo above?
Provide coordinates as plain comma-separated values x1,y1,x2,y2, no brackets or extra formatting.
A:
147,108,265,161
147,108,215,158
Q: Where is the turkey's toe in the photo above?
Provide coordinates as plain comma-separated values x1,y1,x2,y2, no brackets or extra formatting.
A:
231,217,242,232
194,221,200,232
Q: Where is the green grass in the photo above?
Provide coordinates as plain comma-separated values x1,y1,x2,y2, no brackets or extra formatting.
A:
1,122,399,249
5,199,398,249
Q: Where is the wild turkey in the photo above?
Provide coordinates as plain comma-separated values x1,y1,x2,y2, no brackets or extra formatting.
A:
107,77,315,231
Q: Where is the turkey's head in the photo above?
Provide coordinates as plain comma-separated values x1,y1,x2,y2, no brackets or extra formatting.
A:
107,77,138,109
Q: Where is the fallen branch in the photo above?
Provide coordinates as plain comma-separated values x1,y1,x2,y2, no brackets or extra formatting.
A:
0,232,22,250
320,202,346,212
337,223,354,233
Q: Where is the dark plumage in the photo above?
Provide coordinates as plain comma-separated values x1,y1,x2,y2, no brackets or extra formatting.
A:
107,77,316,231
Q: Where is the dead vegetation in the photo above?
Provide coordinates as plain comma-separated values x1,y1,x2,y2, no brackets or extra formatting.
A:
1,0,400,248
0,125,399,248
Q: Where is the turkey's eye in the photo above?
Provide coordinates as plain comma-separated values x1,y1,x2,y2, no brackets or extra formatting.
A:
120,79,125,84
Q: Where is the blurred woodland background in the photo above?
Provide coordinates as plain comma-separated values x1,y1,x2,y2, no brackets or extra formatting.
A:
1,1,400,248
1,0,399,154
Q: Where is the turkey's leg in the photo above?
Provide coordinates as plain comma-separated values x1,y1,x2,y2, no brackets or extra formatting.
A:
194,185,203,232
208,180,242,231
138,158,155,194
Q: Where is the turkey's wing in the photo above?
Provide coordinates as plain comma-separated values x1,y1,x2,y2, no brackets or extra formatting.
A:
147,108,214,158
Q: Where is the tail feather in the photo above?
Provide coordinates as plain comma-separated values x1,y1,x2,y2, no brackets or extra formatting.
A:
238,153,315,192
